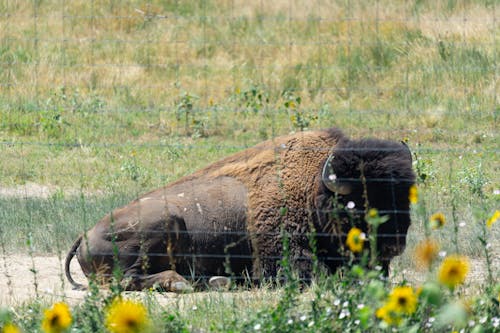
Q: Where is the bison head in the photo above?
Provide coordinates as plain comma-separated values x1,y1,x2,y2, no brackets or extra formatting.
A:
321,138,415,268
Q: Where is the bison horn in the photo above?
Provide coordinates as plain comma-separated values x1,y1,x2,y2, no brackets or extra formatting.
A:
321,154,352,195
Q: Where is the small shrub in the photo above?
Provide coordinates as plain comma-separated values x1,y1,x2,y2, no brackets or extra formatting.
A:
232,84,269,114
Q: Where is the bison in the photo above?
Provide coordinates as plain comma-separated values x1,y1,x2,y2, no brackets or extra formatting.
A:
65,128,415,291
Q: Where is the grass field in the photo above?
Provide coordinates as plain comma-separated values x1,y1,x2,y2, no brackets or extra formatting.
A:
0,0,498,332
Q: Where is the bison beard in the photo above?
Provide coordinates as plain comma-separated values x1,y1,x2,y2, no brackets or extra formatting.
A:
65,128,415,291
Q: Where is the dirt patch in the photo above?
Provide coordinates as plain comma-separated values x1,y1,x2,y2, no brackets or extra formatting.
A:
0,183,102,199
1,254,496,307
0,254,88,306
0,254,272,309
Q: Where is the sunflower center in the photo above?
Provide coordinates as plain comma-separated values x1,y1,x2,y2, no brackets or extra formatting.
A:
448,267,458,277
125,318,138,329
397,296,407,307
50,314,60,327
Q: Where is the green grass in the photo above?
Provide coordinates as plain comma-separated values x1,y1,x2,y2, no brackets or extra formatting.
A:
0,194,134,253
0,0,498,331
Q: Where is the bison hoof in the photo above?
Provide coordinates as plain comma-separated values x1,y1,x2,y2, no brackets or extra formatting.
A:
170,281,193,293
209,276,231,290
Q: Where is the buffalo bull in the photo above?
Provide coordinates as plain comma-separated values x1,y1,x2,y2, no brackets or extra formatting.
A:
65,128,415,291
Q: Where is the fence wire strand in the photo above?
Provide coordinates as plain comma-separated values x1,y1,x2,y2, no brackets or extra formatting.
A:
0,0,498,304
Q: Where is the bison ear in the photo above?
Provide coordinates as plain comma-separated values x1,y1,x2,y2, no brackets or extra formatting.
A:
321,154,352,195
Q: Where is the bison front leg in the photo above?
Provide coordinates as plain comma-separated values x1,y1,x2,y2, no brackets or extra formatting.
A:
251,231,319,283
124,270,192,292
255,246,319,283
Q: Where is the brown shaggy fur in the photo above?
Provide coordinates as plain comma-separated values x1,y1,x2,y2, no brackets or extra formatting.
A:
147,128,346,277
66,128,414,290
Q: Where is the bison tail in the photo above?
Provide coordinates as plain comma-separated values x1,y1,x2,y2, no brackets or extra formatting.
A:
65,234,86,290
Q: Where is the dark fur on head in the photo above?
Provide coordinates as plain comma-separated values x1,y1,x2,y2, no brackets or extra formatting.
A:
323,138,416,269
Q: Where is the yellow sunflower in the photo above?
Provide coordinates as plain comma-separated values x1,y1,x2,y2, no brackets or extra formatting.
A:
345,227,366,253
2,323,21,333
105,298,150,333
414,239,440,270
408,185,418,204
41,302,72,333
486,210,500,228
387,286,417,315
376,303,401,326
438,255,469,289
429,212,446,229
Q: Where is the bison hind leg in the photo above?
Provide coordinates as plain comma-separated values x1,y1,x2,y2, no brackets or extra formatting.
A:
125,270,193,293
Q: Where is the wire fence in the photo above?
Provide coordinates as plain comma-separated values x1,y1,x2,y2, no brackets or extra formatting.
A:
0,1,498,304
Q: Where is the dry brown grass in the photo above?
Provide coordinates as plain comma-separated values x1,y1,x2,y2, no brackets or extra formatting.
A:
1,0,496,109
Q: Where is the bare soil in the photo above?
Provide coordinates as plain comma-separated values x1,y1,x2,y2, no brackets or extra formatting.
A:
0,254,193,306
0,182,101,199
0,254,87,306
0,253,496,306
